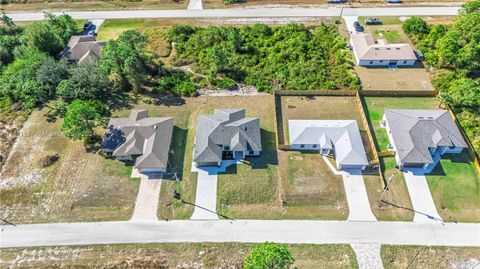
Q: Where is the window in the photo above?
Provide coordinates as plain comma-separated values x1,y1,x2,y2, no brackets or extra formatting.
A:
403,61,407,64
313,145,317,148
249,150,254,155
369,61,374,64
379,60,383,63
224,146,230,151
300,144,305,148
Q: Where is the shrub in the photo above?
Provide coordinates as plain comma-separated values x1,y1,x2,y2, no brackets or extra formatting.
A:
215,77,236,89
38,154,60,167
244,242,294,269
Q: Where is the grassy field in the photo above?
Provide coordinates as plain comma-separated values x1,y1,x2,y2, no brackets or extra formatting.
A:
278,151,348,220
426,151,480,223
363,97,440,152
0,243,358,268
364,157,414,221
1,0,186,12
0,110,140,224
381,245,480,269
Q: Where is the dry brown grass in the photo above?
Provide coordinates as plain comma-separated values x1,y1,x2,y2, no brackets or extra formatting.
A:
381,245,480,269
278,151,348,220
355,65,434,91
0,110,139,224
0,243,358,269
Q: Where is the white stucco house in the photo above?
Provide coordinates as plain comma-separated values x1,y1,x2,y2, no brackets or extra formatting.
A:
383,109,467,170
288,120,369,170
351,33,417,67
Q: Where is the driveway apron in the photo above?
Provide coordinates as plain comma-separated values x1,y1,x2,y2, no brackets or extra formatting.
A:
403,171,443,223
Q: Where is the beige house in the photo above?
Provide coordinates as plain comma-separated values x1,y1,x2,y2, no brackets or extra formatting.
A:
61,35,106,64
351,33,417,67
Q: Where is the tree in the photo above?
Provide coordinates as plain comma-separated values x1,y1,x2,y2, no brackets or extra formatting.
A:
460,0,480,14
100,30,148,94
56,60,112,102
60,100,103,140
36,57,69,98
402,16,430,37
0,49,48,108
0,14,22,66
22,22,64,57
244,242,294,269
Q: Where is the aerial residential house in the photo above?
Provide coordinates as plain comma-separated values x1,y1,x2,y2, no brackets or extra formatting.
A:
61,35,106,64
288,120,369,170
383,109,467,170
193,109,262,167
102,110,174,175
350,33,417,67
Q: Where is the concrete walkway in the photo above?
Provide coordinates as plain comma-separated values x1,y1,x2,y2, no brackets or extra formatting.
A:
190,168,219,220
187,0,203,10
130,170,162,221
351,244,384,269
2,220,478,248
403,171,443,223
342,169,377,221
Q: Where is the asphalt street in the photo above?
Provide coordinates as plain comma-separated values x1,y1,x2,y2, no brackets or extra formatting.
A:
1,220,479,248
6,6,460,21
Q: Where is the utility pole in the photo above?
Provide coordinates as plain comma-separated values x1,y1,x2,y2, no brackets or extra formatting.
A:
379,174,394,207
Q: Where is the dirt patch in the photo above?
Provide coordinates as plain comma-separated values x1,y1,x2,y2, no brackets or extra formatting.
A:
355,65,434,91
0,110,139,224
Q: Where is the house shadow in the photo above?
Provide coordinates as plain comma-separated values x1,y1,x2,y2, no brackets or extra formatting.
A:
247,128,278,169
164,125,188,181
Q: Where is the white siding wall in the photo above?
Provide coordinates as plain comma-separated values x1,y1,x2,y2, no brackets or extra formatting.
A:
290,144,319,151
359,59,416,67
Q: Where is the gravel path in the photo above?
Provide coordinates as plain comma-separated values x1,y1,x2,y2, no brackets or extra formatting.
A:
351,244,384,269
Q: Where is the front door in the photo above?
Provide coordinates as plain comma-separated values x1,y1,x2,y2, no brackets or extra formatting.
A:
234,151,244,159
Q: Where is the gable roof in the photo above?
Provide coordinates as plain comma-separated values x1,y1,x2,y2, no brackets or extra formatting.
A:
351,33,417,61
193,109,262,163
384,109,467,164
62,35,106,63
288,120,368,167
102,110,173,171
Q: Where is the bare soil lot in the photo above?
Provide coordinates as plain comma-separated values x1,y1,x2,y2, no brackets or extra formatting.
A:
355,65,434,91
381,245,480,269
0,110,139,224
0,243,358,268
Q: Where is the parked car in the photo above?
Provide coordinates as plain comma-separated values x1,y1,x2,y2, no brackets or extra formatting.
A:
414,50,424,60
353,21,364,32
365,18,382,25
387,0,402,3
83,21,92,30
87,30,97,36
327,0,346,3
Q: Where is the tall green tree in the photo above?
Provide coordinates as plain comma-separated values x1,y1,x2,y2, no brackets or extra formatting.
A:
100,30,148,94
36,57,69,98
244,243,294,269
60,100,103,140
0,14,22,67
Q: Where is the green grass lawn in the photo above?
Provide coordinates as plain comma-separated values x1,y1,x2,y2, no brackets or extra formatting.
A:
358,16,402,26
364,157,414,221
374,29,401,43
363,97,440,152
427,151,480,223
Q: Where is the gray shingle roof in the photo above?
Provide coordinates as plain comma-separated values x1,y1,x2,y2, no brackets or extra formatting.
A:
62,35,106,64
351,33,417,61
384,109,467,164
288,120,368,167
193,109,262,163
103,110,173,171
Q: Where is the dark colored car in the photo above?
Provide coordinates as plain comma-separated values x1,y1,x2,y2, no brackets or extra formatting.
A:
327,0,346,3
353,21,364,32
83,21,93,30
387,0,402,3
414,50,424,60
365,18,382,25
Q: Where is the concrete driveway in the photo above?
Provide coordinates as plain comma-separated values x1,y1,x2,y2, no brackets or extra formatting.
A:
190,168,219,220
187,0,203,9
343,16,359,34
130,170,162,221
342,169,377,221
403,171,443,223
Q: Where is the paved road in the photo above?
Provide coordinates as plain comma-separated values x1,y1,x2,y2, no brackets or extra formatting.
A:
1,220,479,248
403,171,443,223
6,7,459,21
342,169,377,221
